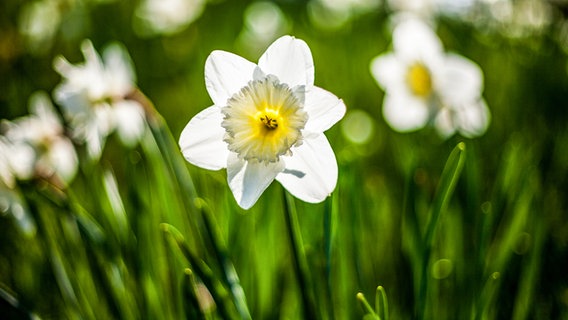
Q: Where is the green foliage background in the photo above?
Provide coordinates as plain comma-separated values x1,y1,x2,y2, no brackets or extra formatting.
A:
1,0,568,319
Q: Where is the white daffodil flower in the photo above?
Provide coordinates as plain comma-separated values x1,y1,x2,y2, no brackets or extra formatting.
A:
53,40,145,159
2,92,77,185
370,18,490,138
179,35,346,209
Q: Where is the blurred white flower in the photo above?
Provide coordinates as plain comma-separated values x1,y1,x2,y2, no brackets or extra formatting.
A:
370,18,490,138
179,36,346,209
0,138,15,188
1,92,77,185
134,0,206,36
0,140,36,234
53,40,146,159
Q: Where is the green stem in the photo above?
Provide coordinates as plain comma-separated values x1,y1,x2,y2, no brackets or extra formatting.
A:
323,195,335,320
282,190,319,320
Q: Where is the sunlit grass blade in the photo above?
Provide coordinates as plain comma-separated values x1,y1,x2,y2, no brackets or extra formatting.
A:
475,271,501,320
357,292,381,320
101,169,129,243
375,286,389,320
424,142,467,246
417,142,466,319
140,128,204,253
282,190,319,320
0,287,37,319
512,215,545,320
161,223,239,320
25,187,109,319
182,268,208,320
323,193,337,320
197,200,251,320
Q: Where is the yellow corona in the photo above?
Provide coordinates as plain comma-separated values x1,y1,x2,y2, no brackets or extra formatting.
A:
221,75,308,163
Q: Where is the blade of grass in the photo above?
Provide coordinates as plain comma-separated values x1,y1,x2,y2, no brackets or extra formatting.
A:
282,190,319,320
182,268,208,320
323,193,336,320
198,200,251,320
417,142,467,320
375,286,389,320
161,223,239,320
356,292,380,320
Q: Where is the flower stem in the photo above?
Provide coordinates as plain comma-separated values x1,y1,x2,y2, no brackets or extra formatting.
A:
282,190,319,320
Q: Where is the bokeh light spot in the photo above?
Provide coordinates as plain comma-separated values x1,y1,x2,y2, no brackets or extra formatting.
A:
432,258,453,280
340,109,375,145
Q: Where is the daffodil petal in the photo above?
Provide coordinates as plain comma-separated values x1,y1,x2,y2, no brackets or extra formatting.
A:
382,93,429,132
49,138,78,184
113,100,145,147
102,42,136,97
258,35,314,88
393,18,442,63
227,153,284,209
179,106,229,170
276,133,337,203
434,107,457,139
303,86,346,132
370,53,406,91
458,99,491,138
205,50,257,106
439,53,483,105
29,92,61,129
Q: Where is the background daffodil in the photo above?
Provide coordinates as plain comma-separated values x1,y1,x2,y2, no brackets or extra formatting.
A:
53,40,146,160
370,17,490,138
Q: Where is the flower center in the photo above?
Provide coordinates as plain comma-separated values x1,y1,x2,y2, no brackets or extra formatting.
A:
221,75,308,163
259,112,279,129
406,62,432,98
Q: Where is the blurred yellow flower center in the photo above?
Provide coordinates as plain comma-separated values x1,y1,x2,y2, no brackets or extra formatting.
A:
407,63,432,97
222,76,308,163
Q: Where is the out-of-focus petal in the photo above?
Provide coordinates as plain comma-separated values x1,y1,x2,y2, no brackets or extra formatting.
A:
0,139,12,187
393,18,442,63
7,143,35,180
94,103,116,138
103,42,136,97
382,94,429,132
458,99,491,138
29,92,60,129
303,86,346,132
370,53,406,91
275,132,337,203
439,53,483,105
434,107,457,139
258,35,314,88
179,106,229,170
113,100,146,147
227,153,284,209
205,51,257,106
48,138,78,184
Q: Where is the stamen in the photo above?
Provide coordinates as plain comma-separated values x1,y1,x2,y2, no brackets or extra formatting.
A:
260,115,278,129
